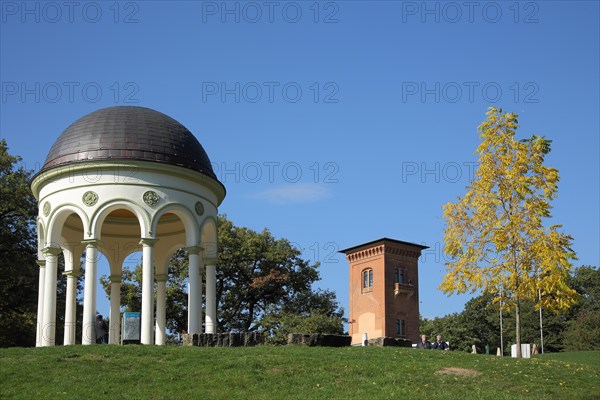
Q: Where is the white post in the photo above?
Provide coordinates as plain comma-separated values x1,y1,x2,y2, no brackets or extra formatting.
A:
109,275,122,344
187,246,201,335
499,285,504,356
538,288,544,354
41,247,61,346
155,274,167,345
140,238,157,345
82,240,98,345
35,260,46,347
205,263,217,334
63,270,79,345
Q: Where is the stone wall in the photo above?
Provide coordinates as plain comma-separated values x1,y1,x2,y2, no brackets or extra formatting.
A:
182,332,265,347
182,332,354,347
287,333,352,347
367,336,413,347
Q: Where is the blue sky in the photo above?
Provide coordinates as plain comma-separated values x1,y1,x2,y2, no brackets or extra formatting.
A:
1,1,598,321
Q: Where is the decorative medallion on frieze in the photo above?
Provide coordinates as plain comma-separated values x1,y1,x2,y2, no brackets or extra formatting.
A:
195,201,204,216
43,202,51,217
143,190,160,206
82,191,99,207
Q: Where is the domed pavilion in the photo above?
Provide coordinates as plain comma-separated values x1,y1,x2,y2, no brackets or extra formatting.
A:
31,106,226,346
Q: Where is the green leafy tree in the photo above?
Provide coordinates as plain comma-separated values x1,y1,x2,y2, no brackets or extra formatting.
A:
216,215,342,333
261,289,345,344
262,310,344,345
562,266,600,350
420,313,469,351
0,140,85,347
566,266,600,313
0,139,38,347
562,309,600,351
441,107,577,357
459,293,502,353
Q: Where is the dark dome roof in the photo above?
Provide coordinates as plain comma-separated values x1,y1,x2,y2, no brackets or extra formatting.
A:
39,106,219,181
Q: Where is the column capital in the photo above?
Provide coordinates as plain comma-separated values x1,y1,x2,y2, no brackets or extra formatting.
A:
42,246,62,256
185,246,201,255
155,274,168,283
81,239,100,247
109,275,123,284
36,259,46,268
139,238,158,247
62,270,81,278
203,258,218,265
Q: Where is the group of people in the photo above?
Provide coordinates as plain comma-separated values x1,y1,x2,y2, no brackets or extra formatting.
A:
416,334,449,350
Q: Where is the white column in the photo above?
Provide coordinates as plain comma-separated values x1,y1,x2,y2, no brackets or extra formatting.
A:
82,240,98,345
109,275,122,344
41,247,61,346
205,262,217,334
35,260,46,347
140,238,157,345
187,246,201,335
63,270,79,345
186,282,190,334
155,274,167,345
199,258,204,333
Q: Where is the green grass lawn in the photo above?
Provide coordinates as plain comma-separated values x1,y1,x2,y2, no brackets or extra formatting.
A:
534,351,600,368
1,346,598,399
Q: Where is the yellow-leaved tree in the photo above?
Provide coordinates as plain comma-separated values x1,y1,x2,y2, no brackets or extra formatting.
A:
441,107,578,358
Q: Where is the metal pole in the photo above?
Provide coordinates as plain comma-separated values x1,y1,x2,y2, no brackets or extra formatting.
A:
499,286,504,356
538,288,544,354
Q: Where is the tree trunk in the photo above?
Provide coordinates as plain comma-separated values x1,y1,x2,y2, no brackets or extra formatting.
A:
245,303,255,332
515,299,522,358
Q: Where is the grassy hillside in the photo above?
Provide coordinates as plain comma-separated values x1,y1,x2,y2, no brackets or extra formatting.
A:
1,346,598,399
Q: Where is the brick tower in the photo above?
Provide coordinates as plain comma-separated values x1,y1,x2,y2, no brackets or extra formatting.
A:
340,238,428,345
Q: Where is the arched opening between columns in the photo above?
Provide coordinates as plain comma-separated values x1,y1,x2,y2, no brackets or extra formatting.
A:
95,207,145,345
152,209,196,344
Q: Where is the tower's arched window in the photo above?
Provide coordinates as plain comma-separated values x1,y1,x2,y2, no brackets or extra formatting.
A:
396,319,406,336
363,268,373,290
395,268,406,284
